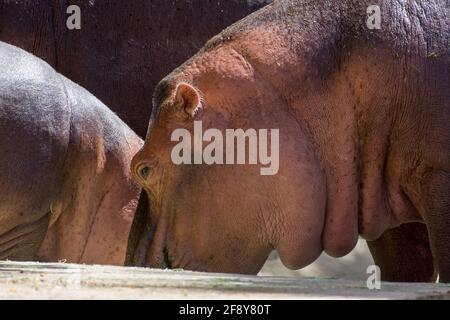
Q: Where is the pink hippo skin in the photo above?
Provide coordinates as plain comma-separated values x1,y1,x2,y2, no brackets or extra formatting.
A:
128,0,450,282
0,42,144,265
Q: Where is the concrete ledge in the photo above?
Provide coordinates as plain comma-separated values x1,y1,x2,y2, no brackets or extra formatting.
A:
0,261,449,300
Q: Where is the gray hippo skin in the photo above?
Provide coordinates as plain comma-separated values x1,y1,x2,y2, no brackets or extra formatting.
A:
0,0,272,137
0,42,143,265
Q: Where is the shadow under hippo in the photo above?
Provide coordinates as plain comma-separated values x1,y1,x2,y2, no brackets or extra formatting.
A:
0,41,145,265
0,0,272,137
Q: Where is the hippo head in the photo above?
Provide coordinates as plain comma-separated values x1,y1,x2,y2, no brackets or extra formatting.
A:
127,74,327,275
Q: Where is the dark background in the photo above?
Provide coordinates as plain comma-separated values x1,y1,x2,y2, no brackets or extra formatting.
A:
0,0,271,137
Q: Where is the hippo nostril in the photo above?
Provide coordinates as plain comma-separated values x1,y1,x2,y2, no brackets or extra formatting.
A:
137,164,151,181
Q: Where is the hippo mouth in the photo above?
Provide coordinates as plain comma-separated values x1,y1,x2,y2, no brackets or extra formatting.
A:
125,190,155,267
125,190,176,269
162,247,173,269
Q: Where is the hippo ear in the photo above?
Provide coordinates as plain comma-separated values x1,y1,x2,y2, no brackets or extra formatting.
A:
175,83,202,117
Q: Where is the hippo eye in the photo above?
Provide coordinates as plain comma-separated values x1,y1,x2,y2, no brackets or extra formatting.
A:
138,165,151,181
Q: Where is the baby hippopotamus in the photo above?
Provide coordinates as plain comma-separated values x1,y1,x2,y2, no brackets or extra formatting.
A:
0,41,143,265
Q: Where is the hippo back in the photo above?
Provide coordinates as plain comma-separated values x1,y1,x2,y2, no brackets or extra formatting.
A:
0,41,71,218
0,42,71,259
0,42,142,262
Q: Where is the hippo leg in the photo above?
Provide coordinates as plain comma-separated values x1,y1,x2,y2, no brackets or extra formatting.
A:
367,223,436,282
417,171,450,282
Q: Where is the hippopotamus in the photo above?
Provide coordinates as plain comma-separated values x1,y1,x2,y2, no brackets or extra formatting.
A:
127,0,450,282
0,41,145,265
0,0,272,137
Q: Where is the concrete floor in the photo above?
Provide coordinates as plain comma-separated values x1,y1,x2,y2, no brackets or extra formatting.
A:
1,261,449,300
